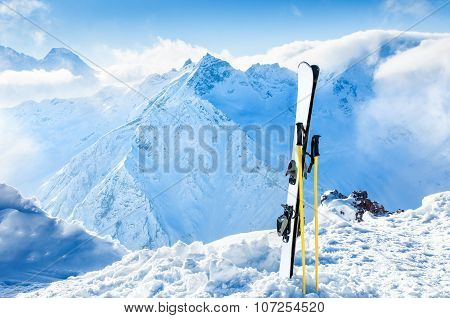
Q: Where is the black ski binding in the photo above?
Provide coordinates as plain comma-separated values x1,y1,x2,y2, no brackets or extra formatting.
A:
277,204,294,243
285,160,297,185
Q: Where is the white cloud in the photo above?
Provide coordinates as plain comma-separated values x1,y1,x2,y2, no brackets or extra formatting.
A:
0,0,46,17
0,69,98,107
0,0,48,46
230,30,448,73
98,38,231,86
1,30,449,109
230,40,318,71
357,37,450,157
31,30,45,45
101,31,408,82
0,68,79,85
0,116,41,184
92,30,448,89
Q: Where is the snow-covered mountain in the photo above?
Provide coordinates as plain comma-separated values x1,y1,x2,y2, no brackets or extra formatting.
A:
0,93,126,194
0,69,179,195
0,46,95,77
20,190,450,298
34,31,450,251
0,183,126,297
1,30,448,254
38,58,286,250
188,53,297,126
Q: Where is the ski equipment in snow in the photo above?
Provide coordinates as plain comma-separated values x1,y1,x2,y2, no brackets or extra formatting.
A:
278,62,320,294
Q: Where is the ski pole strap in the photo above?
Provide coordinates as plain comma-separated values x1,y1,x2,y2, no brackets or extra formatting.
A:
296,123,304,146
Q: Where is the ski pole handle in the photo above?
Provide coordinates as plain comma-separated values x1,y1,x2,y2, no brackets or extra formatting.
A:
311,135,321,157
296,123,304,146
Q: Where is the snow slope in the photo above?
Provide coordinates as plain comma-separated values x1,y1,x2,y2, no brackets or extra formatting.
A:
0,184,127,297
21,190,450,298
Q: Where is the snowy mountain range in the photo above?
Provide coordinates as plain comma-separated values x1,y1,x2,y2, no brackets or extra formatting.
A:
0,30,449,252
38,57,287,250
0,46,95,77
0,29,449,298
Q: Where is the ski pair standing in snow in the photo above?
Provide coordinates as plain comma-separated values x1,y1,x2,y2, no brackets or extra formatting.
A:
277,62,320,294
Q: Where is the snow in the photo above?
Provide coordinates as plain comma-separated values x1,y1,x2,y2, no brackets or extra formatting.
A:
0,184,127,297
20,191,450,298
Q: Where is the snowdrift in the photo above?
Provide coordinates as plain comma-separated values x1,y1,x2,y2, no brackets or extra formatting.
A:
21,190,450,298
0,184,127,297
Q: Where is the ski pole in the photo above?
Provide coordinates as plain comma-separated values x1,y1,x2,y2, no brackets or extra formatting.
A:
311,135,321,293
296,123,307,295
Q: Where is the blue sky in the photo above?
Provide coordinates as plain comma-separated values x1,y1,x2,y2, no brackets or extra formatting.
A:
0,0,449,60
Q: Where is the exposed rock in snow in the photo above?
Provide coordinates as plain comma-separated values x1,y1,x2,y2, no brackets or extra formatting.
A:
321,189,389,222
20,191,450,298
0,184,127,297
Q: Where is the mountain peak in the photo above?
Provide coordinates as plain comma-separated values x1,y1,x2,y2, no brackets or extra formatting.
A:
182,58,193,67
41,47,94,77
246,62,293,77
44,47,79,59
196,53,230,69
246,62,280,72
187,54,233,95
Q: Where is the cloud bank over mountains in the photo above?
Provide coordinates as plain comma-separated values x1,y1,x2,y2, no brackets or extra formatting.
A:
1,30,449,109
